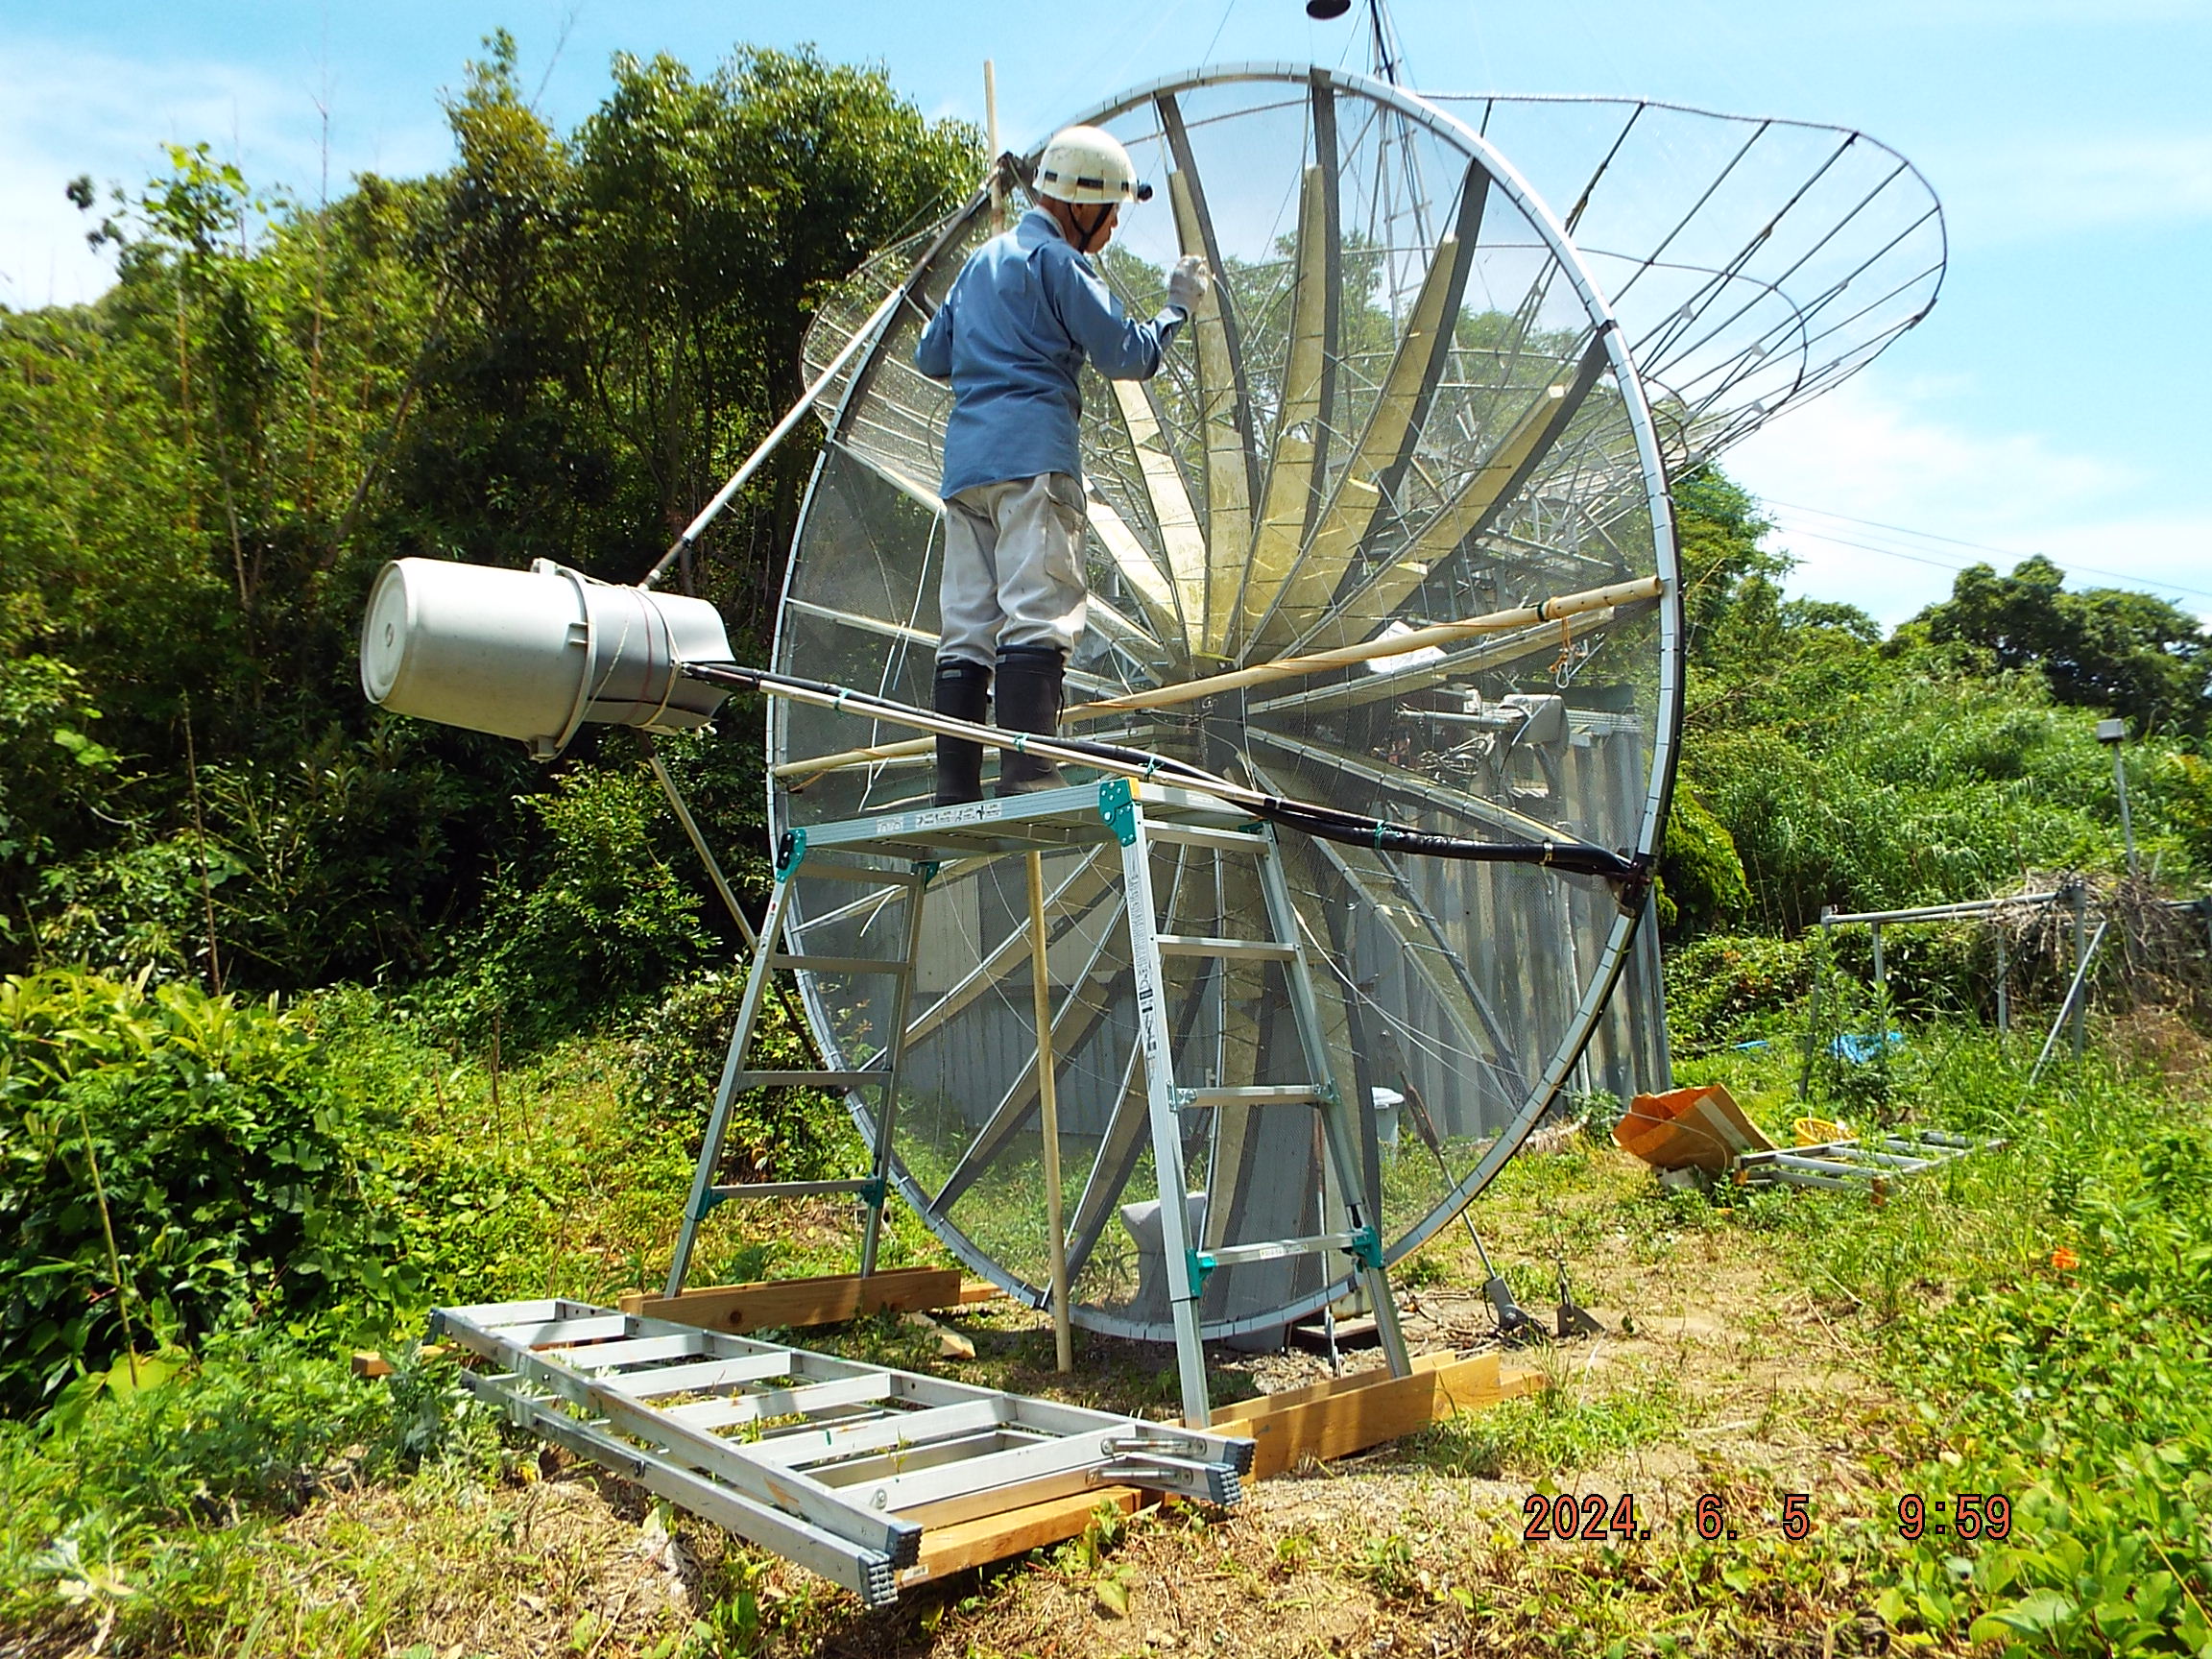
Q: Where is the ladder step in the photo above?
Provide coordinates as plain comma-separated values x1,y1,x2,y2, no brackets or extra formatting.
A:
1204,1230,1362,1269
790,859,925,886
1154,935,1295,962
606,1351,798,1400
735,1070,887,1090
747,1398,1010,1469
663,1373,894,1431
561,1333,708,1370
485,1312,631,1348
769,954,912,976
711,1179,878,1202
1146,823,1266,853
1181,1086,1321,1109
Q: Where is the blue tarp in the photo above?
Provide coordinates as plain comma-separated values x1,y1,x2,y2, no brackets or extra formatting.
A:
1830,1031,1906,1064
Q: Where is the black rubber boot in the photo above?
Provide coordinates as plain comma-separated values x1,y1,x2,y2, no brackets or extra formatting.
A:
933,659,991,805
993,645,1069,796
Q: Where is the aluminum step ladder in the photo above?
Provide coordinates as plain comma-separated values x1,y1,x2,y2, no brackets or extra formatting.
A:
433,1297,1252,1606
662,776,1411,1428
1097,779,1413,1426
663,838,932,1298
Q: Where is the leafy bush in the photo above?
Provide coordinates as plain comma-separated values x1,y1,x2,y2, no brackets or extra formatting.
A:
1662,932,1815,1050
1657,789,1752,935
626,967,857,1186
0,971,419,1410
0,1330,495,1648
29,837,242,987
2143,747,2212,872
1676,536,2204,930
30,724,527,993
30,1335,392,1524
0,656,121,950
465,763,719,1041
1693,680,2125,932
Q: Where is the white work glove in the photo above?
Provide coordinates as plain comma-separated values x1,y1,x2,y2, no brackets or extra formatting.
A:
1167,254,1212,316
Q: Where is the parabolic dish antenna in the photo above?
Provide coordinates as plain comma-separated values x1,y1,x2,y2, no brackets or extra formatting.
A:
762,65,1942,1340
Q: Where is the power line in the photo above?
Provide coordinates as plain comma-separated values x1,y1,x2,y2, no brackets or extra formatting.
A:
1200,0,1240,64
1767,525,2012,581
1760,497,2212,606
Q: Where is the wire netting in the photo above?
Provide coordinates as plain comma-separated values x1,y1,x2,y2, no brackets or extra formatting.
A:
760,69,1936,1338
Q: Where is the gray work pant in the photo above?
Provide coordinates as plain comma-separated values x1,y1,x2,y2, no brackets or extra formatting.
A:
937,472,1088,668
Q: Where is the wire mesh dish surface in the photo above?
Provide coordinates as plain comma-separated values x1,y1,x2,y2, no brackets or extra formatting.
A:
761,65,1938,1339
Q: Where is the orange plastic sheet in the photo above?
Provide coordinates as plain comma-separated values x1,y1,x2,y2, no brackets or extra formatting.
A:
1613,1085,1777,1175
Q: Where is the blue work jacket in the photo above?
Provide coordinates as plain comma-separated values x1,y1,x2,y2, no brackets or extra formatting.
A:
915,208,1186,499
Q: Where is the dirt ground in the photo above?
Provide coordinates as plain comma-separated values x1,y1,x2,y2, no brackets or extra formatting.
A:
193,1141,1916,1659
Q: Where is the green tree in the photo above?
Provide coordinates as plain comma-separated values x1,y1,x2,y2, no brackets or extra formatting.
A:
1673,465,1791,667
1661,490,2200,930
1914,555,2209,735
570,47,979,634
2,35,975,1001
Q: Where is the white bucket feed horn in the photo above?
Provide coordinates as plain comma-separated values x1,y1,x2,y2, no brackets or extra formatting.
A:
358,558,733,758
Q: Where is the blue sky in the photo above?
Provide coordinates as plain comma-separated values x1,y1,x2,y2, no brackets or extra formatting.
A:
4,0,2207,626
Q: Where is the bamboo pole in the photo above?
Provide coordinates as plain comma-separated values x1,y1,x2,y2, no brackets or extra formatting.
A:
772,574,1663,781
1027,853,1074,1372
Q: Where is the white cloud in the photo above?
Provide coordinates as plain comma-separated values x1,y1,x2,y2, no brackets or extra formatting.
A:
1727,374,2136,528
1931,132,2212,245
0,36,447,309
1721,377,2212,627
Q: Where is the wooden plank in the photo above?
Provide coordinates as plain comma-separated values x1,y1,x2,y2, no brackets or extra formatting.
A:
1253,169,1483,653
1166,162,1254,654
1207,1350,1456,1424
351,1345,449,1379
1204,1352,1545,1479
900,1488,1143,1588
1241,162,1333,647
1110,379,1206,649
618,1267,965,1334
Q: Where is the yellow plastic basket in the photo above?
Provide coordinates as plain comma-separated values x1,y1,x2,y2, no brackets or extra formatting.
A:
1792,1116,1849,1147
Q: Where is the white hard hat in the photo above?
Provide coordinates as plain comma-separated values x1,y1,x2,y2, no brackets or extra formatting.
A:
1036,126,1154,205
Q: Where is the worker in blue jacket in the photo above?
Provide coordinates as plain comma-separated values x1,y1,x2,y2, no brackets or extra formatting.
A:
916,124,1209,802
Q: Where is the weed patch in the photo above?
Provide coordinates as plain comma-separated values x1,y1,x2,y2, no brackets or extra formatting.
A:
1414,1374,1686,1480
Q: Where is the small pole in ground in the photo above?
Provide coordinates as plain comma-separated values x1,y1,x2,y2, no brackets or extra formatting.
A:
1994,920,2009,1035
180,693,225,997
2070,879,2088,1062
75,1101,139,1387
1799,910,1833,1102
2097,718,2138,878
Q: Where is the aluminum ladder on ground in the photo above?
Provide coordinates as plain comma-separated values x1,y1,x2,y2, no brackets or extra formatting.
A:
1734,1128,1995,1195
661,776,1412,1429
432,1297,1252,1606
